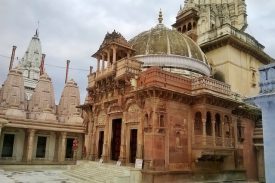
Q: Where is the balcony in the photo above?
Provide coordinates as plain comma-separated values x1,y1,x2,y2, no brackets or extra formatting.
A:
95,65,116,81
193,135,234,148
115,58,142,79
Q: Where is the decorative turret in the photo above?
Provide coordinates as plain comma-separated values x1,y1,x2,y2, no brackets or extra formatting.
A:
0,67,26,118
18,29,43,100
58,79,82,124
92,30,135,72
28,72,56,121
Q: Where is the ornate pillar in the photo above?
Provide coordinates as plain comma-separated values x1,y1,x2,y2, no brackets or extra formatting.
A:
202,118,206,145
107,51,111,67
112,46,117,63
221,120,225,147
119,118,126,164
58,132,67,162
97,57,100,72
26,129,36,162
101,55,105,71
212,120,216,146
102,121,109,161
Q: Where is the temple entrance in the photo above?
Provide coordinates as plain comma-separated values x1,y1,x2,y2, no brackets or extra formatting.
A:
98,131,104,158
36,136,47,158
129,129,137,163
65,138,74,158
111,119,122,161
1,134,14,157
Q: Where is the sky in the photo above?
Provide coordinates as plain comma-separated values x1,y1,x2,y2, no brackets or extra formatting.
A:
0,0,274,103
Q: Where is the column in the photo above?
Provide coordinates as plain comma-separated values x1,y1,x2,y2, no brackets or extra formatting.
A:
136,116,143,159
107,51,111,67
119,119,126,164
212,120,216,146
221,121,225,147
97,57,100,72
26,129,36,162
202,119,206,145
101,55,105,71
58,132,67,162
112,46,117,63
102,122,109,161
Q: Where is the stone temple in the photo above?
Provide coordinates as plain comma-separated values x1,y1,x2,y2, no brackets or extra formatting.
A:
0,0,273,182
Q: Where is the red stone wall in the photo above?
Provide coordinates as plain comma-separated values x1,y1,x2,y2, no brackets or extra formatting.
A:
242,118,258,181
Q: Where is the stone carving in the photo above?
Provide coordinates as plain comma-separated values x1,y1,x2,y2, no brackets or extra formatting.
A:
97,111,107,125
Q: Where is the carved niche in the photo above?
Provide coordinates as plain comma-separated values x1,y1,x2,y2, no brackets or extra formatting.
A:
125,103,140,123
97,110,107,125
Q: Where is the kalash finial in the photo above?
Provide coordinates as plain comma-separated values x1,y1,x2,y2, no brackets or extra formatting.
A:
158,9,163,24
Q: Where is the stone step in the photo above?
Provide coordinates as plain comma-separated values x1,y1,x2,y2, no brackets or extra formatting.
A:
63,161,134,183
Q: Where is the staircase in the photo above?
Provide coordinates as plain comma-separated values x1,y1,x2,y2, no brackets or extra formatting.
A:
63,161,141,183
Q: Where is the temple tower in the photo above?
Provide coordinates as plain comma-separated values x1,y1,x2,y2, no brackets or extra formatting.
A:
173,0,274,98
18,30,43,100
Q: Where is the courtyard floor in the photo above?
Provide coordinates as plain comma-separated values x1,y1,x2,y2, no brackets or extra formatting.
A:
0,169,75,183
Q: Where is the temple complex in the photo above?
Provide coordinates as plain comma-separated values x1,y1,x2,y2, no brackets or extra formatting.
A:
0,0,273,182
0,41,84,163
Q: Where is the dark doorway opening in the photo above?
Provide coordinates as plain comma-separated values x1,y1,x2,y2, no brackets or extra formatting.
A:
111,119,122,161
66,138,74,158
130,129,137,163
36,136,47,158
1,134,15,157
98,131,104,159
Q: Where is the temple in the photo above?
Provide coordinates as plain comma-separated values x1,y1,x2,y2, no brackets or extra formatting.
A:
0,0,273,182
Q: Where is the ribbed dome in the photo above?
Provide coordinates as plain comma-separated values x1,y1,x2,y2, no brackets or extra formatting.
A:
129,21,211,76
130,24,207,64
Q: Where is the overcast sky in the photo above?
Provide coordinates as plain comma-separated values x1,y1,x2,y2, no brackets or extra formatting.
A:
0,0,274,103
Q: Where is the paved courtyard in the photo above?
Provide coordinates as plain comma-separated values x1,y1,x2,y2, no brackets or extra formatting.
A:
0,169,75,183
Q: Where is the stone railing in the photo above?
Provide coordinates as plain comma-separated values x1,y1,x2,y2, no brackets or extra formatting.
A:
215,137,223,146
138,67,192,93
95,65,116,81
193,135,234,148
115,58,142,79
192,76,231,96
198,24,264,50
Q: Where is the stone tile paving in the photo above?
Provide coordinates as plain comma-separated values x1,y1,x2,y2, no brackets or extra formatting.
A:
0,169,76,183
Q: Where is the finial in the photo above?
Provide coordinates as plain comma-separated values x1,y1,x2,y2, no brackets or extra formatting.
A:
158,9,163,24
35,20,39,37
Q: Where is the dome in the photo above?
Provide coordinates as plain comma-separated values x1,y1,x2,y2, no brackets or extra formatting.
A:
129,12,210,76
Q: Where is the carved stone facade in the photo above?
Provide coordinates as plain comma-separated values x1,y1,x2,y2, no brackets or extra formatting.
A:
81,17,262,182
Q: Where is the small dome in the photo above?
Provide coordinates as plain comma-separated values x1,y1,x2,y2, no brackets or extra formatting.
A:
129,13,210,76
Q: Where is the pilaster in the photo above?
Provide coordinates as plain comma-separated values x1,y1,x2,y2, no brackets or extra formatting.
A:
58,132,67,162
26,129,36,162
